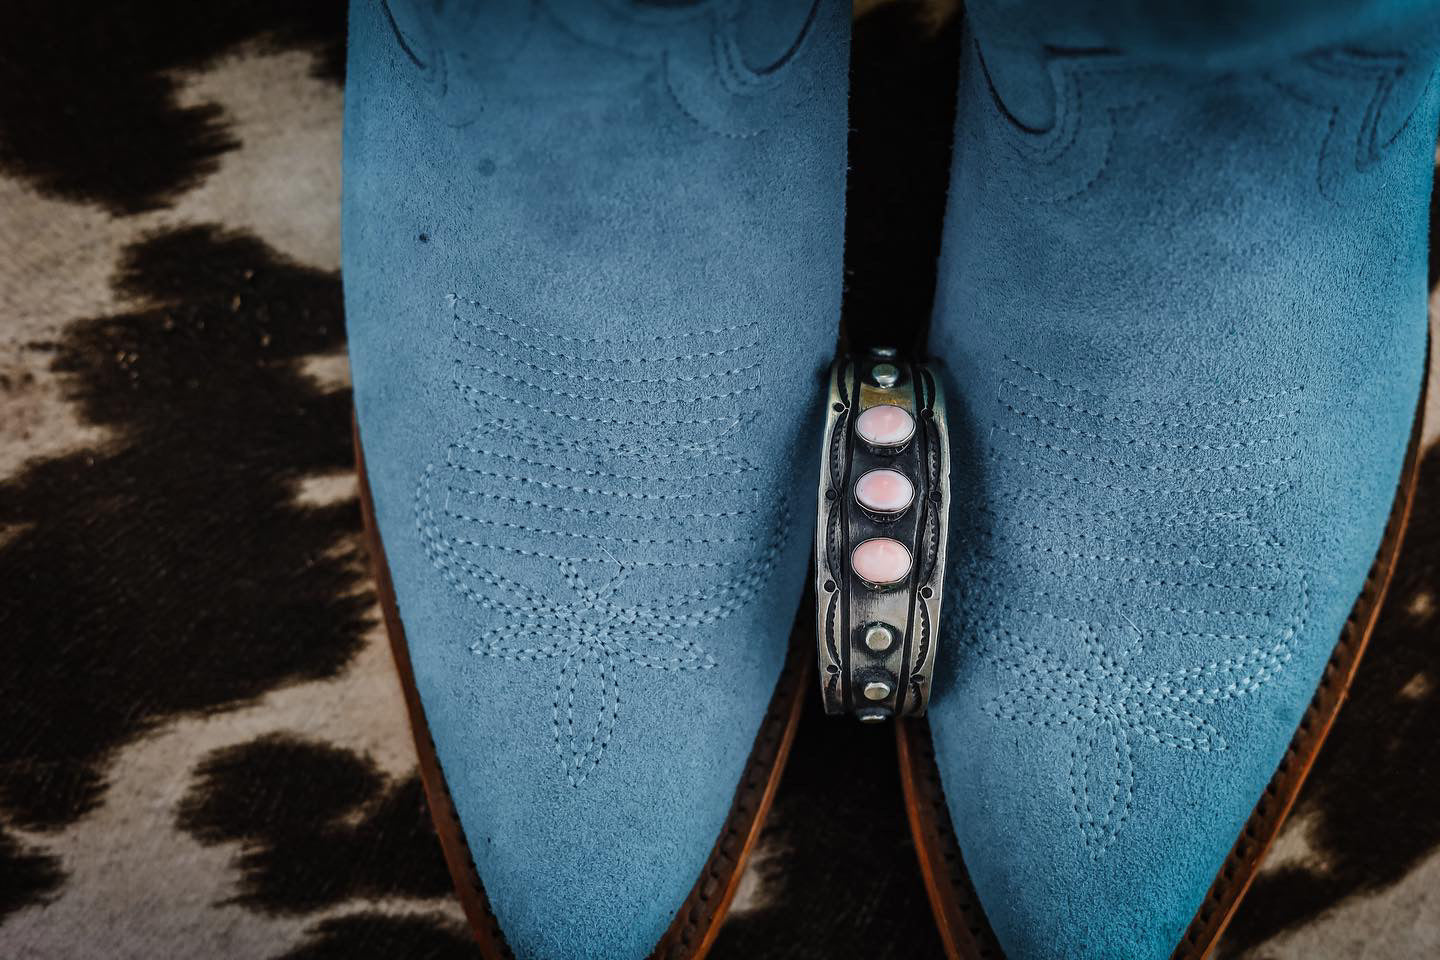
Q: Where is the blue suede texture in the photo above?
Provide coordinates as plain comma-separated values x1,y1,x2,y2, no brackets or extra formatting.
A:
928,7,1440,959
341,2,847,957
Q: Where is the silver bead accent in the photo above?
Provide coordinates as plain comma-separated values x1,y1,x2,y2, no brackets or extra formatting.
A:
864,624,894,652
857,709,889,724
871,346,898,358
871,362,900,387
863,680,892,701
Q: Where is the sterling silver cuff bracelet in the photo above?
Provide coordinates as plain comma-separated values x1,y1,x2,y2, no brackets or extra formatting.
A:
814,347,950,722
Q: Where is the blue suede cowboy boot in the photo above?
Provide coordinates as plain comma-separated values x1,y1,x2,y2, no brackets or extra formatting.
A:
900,3,1440,959
342,2,847,957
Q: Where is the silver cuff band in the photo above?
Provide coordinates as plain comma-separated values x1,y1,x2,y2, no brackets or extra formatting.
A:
814,347,951,721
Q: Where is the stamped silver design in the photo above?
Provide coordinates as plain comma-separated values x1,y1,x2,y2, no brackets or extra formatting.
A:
814,347,951,719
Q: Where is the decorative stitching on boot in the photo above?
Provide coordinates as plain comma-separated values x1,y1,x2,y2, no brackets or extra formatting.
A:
956,357,1309,854
417,296,786,787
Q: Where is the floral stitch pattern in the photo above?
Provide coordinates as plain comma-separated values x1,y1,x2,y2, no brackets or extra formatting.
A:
963,605,1306,857
417,297,783,787
954,357,1308,854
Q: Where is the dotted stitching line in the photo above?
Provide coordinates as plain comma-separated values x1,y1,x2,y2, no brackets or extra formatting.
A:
1001,378,1300,430
1002,400,1298,450
464,338,759,386
457,381,743,427
445,460,754,502
967,509,1277,551
452,357,757,405
989,450,1293,496
979,493,1259,529
1005,355,1300,408
468,421,738,461
443,507,763,547
959,555,1288,593
452,295,756,344
954,578,1272,620
964,597,1273,638
454,309,758,366
447,439,761,483
993,422,1299,475
447,485,758,522
965,527,1285,571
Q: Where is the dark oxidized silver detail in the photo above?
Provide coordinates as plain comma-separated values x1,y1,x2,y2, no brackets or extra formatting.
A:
814,347,950,719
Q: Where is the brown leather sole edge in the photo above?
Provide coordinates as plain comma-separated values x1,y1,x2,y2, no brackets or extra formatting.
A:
896,387,1426,960
354,420,810,960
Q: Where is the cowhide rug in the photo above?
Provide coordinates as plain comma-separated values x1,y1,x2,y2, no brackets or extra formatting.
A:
1,2,1437,958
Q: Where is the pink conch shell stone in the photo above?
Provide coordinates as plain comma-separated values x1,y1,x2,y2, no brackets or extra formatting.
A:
851,538,912,586
855,469,914,514
855,404,915,448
